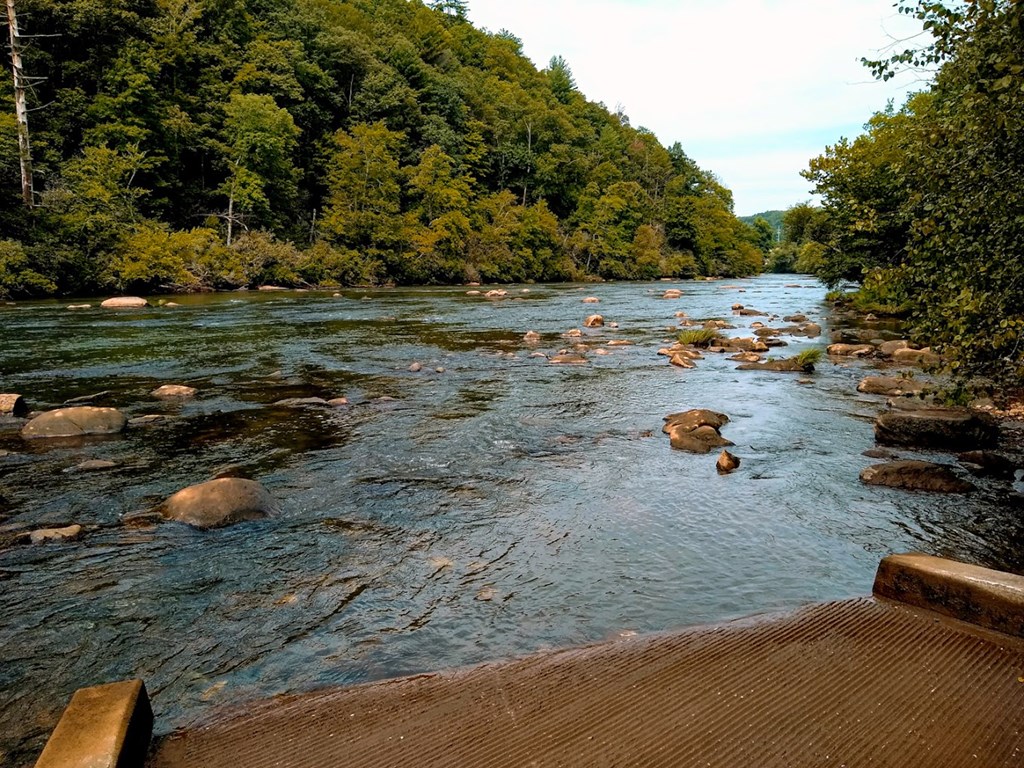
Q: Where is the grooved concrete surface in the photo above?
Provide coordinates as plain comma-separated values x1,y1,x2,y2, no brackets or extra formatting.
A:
150,598,1024,768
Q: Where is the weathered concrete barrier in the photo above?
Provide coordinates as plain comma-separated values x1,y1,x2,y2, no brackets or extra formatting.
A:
34,679,152,768
873,552,1024,638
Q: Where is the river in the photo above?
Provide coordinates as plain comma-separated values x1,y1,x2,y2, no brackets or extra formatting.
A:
1,275,1021,765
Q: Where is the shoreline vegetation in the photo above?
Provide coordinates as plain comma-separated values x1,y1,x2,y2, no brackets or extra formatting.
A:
761,1,1024,389
0,0,765,304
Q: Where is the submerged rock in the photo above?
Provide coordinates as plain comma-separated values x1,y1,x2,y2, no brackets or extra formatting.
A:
874,407,999,451
860,461,975,493
273,397,328,407
29,524,83,545
152,384,198,399
523,330,541,343
73,459,119,472
21,406,127,439
158,478,278,529
582,296,600,304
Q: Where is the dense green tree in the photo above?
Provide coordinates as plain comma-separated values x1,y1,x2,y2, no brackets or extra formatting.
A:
805,0,1024,384
0,0,758,294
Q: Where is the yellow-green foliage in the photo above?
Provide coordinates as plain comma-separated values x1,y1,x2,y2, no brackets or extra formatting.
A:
677,328,722,347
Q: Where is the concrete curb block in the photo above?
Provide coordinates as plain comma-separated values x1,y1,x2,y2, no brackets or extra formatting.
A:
874,552,1024,638
34,679,152,768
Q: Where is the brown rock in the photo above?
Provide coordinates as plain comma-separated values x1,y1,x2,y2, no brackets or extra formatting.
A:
716,450,740,474
957,450,1018,478
582,297,600,304
669,354,696,369
874,408,999,450
663,409,730,433
100,296,148,308
736,358,808,372
783,314,807,323
857,377,929,397
692,426,734,447
158,477,278,529
893,347,941,367
484,289,508,298
21,407,127,439
0,394,28,417
859,461,975,493
583,314,604,328
668,428,714,454
328,398,349,406
605,340,633,347
408,362,423,372
878,340,913,357
151,384,197,399
523,330,541,343
29,524,84,544
731,303,744,310
729,352,763,363
257,285,288,292
66,304,91,310
563,328,583,338
827,343,874,357
466,290,481,296
738,308,766,316
662,289,683,299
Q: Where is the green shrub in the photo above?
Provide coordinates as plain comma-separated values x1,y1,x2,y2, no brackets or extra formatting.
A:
677,328,722,347
794,348,822,370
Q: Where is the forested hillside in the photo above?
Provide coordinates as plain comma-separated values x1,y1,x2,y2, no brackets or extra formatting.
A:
779,0,1023,385
0,0,764,297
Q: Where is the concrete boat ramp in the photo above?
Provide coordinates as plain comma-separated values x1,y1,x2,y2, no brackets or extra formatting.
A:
34,554,1024,767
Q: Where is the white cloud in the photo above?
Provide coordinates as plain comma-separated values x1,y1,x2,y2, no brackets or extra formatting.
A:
468,0,927,214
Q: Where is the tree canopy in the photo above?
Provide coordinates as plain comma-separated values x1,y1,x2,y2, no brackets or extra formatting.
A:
796,0,1024,385
0,0,762,297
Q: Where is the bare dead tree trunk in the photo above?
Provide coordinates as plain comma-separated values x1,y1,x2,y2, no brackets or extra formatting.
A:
5,0,32,206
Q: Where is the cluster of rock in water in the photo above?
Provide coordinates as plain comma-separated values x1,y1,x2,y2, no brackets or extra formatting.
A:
647,287,1021,492
3,285,1022,548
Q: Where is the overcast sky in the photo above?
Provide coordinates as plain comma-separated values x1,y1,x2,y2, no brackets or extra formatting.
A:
468,0,929,216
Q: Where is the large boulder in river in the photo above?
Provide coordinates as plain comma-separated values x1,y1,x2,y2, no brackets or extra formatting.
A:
100,296,148,309
583,314,604,328
860,460,975,493
663,409,733,453
874,407,999,450
21,406,127,439
158,478,278,529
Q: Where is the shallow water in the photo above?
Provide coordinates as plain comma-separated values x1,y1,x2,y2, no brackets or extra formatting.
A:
1,276,1022,765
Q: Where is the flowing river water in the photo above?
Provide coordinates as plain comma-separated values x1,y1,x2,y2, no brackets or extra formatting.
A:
1,275,1022,765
